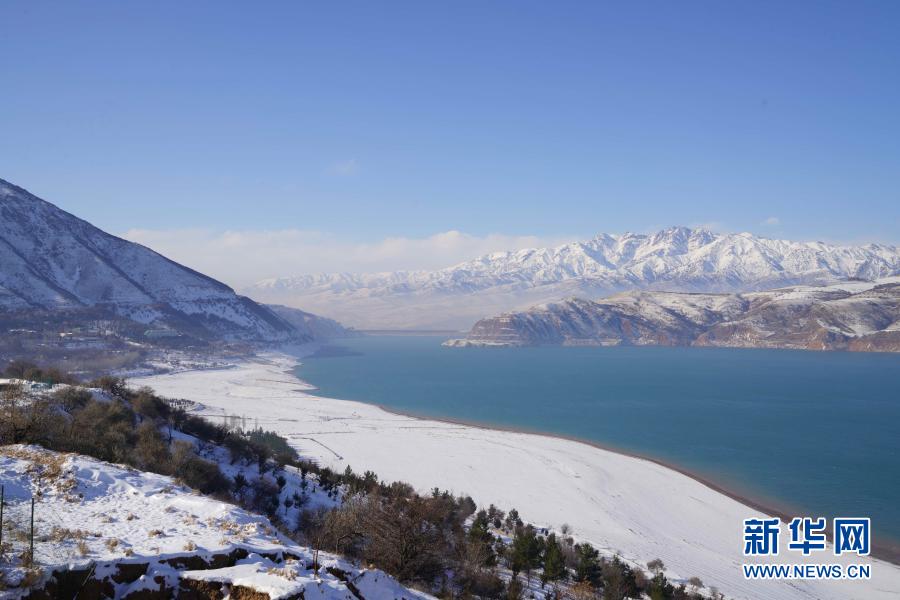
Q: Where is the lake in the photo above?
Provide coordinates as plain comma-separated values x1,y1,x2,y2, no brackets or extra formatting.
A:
295,335,900,547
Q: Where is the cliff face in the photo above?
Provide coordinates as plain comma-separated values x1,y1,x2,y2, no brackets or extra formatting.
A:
446,278,900,352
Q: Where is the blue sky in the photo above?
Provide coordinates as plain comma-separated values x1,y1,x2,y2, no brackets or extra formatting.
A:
1,1,899,282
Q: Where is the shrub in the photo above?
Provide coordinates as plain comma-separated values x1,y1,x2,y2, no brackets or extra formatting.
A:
131,388,170,421
69,400,135,463
51,387,93,411
171,441,230,495
133,422,171,473
247,427,297,462
89,375,129,398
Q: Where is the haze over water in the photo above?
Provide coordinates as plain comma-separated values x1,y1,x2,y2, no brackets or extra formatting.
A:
296,336,900,546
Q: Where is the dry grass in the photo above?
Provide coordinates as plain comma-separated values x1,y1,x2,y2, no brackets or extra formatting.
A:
0,446,79,499
266,565,298,581
104,538,119,551
19,567,43,588
49,526,88,542
11,529,29,543
147,529,164,538
77,540,90,557
182,540,197,551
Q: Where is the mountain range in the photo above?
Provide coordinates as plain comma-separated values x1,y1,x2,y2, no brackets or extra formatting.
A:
444,277,900,352
246,227,900,329
0,178,345,343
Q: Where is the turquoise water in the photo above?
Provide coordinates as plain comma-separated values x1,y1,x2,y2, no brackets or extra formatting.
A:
295,336,900,546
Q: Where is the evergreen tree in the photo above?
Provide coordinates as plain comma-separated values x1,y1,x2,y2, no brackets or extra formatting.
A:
468,509,496,566
541,533,567,587
648,571,673,600
509,525,543,581
574,543,602,585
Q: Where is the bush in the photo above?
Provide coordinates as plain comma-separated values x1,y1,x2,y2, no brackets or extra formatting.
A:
131,387,170,421
4,359,78,385
247,427,297,462
70,400,136,463
251,477,282,517
52,387,93,411
171,440,231,495
89,375,129,398
133,421,172,473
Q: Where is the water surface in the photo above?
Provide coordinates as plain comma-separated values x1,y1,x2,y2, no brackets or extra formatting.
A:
296,336,900,546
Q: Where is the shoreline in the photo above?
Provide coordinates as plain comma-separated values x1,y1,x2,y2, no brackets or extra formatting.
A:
134,350,900,600
295,368,900,566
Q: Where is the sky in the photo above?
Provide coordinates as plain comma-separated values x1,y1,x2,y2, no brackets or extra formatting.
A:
2,1,899,286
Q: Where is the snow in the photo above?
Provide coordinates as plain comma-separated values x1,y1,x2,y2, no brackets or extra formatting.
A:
244,227,900,329
0,445,429,600
133,352,900,600
0,178,298,342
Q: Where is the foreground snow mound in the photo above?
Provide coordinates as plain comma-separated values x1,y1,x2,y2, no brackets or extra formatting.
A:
0,446,430,600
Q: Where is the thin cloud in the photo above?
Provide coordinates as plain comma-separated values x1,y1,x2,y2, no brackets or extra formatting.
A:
327,158,359,177
121,228,575,289
762,216,780,226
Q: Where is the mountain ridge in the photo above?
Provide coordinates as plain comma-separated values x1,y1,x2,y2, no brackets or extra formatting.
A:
0,178,330,342
245,227,900,329
445,277,900,352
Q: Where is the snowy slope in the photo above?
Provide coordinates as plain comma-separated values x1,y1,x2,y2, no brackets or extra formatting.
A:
0,178,303,341
0,445,430,600
447,276,900,350
245,227,900,330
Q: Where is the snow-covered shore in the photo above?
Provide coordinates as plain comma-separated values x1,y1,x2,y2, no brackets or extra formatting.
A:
133,349,900,600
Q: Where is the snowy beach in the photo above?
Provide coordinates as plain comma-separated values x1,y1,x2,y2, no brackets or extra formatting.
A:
134,349,900,600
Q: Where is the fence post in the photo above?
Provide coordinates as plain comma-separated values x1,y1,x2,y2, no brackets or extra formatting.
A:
29,497,34,566
0,484,4,550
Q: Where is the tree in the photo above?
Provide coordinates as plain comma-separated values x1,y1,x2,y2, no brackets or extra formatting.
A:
648,571,673,600
506,574,524,600
688,576,703,593
509,525,543,583
504,508,522,531
541,533,567,588
647,558,665,576
573,543,602,585
602,556,637,600
468,510,496,566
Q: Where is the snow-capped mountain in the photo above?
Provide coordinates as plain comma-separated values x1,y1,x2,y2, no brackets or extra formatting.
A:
0,178,306,341
445,277,900,352
246,227,900,329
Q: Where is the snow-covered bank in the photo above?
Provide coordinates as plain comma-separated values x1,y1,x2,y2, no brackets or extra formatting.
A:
134,351,900,600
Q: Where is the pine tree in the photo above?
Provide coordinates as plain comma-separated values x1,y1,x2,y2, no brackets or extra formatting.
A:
541,533,567,587
509,525,543,582
574,543,602,585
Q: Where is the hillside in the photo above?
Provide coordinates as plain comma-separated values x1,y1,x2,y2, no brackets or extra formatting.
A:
0,178,346,344
245,227,900,330
445,277,900,351
266,304,358,340
0,445,428,600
